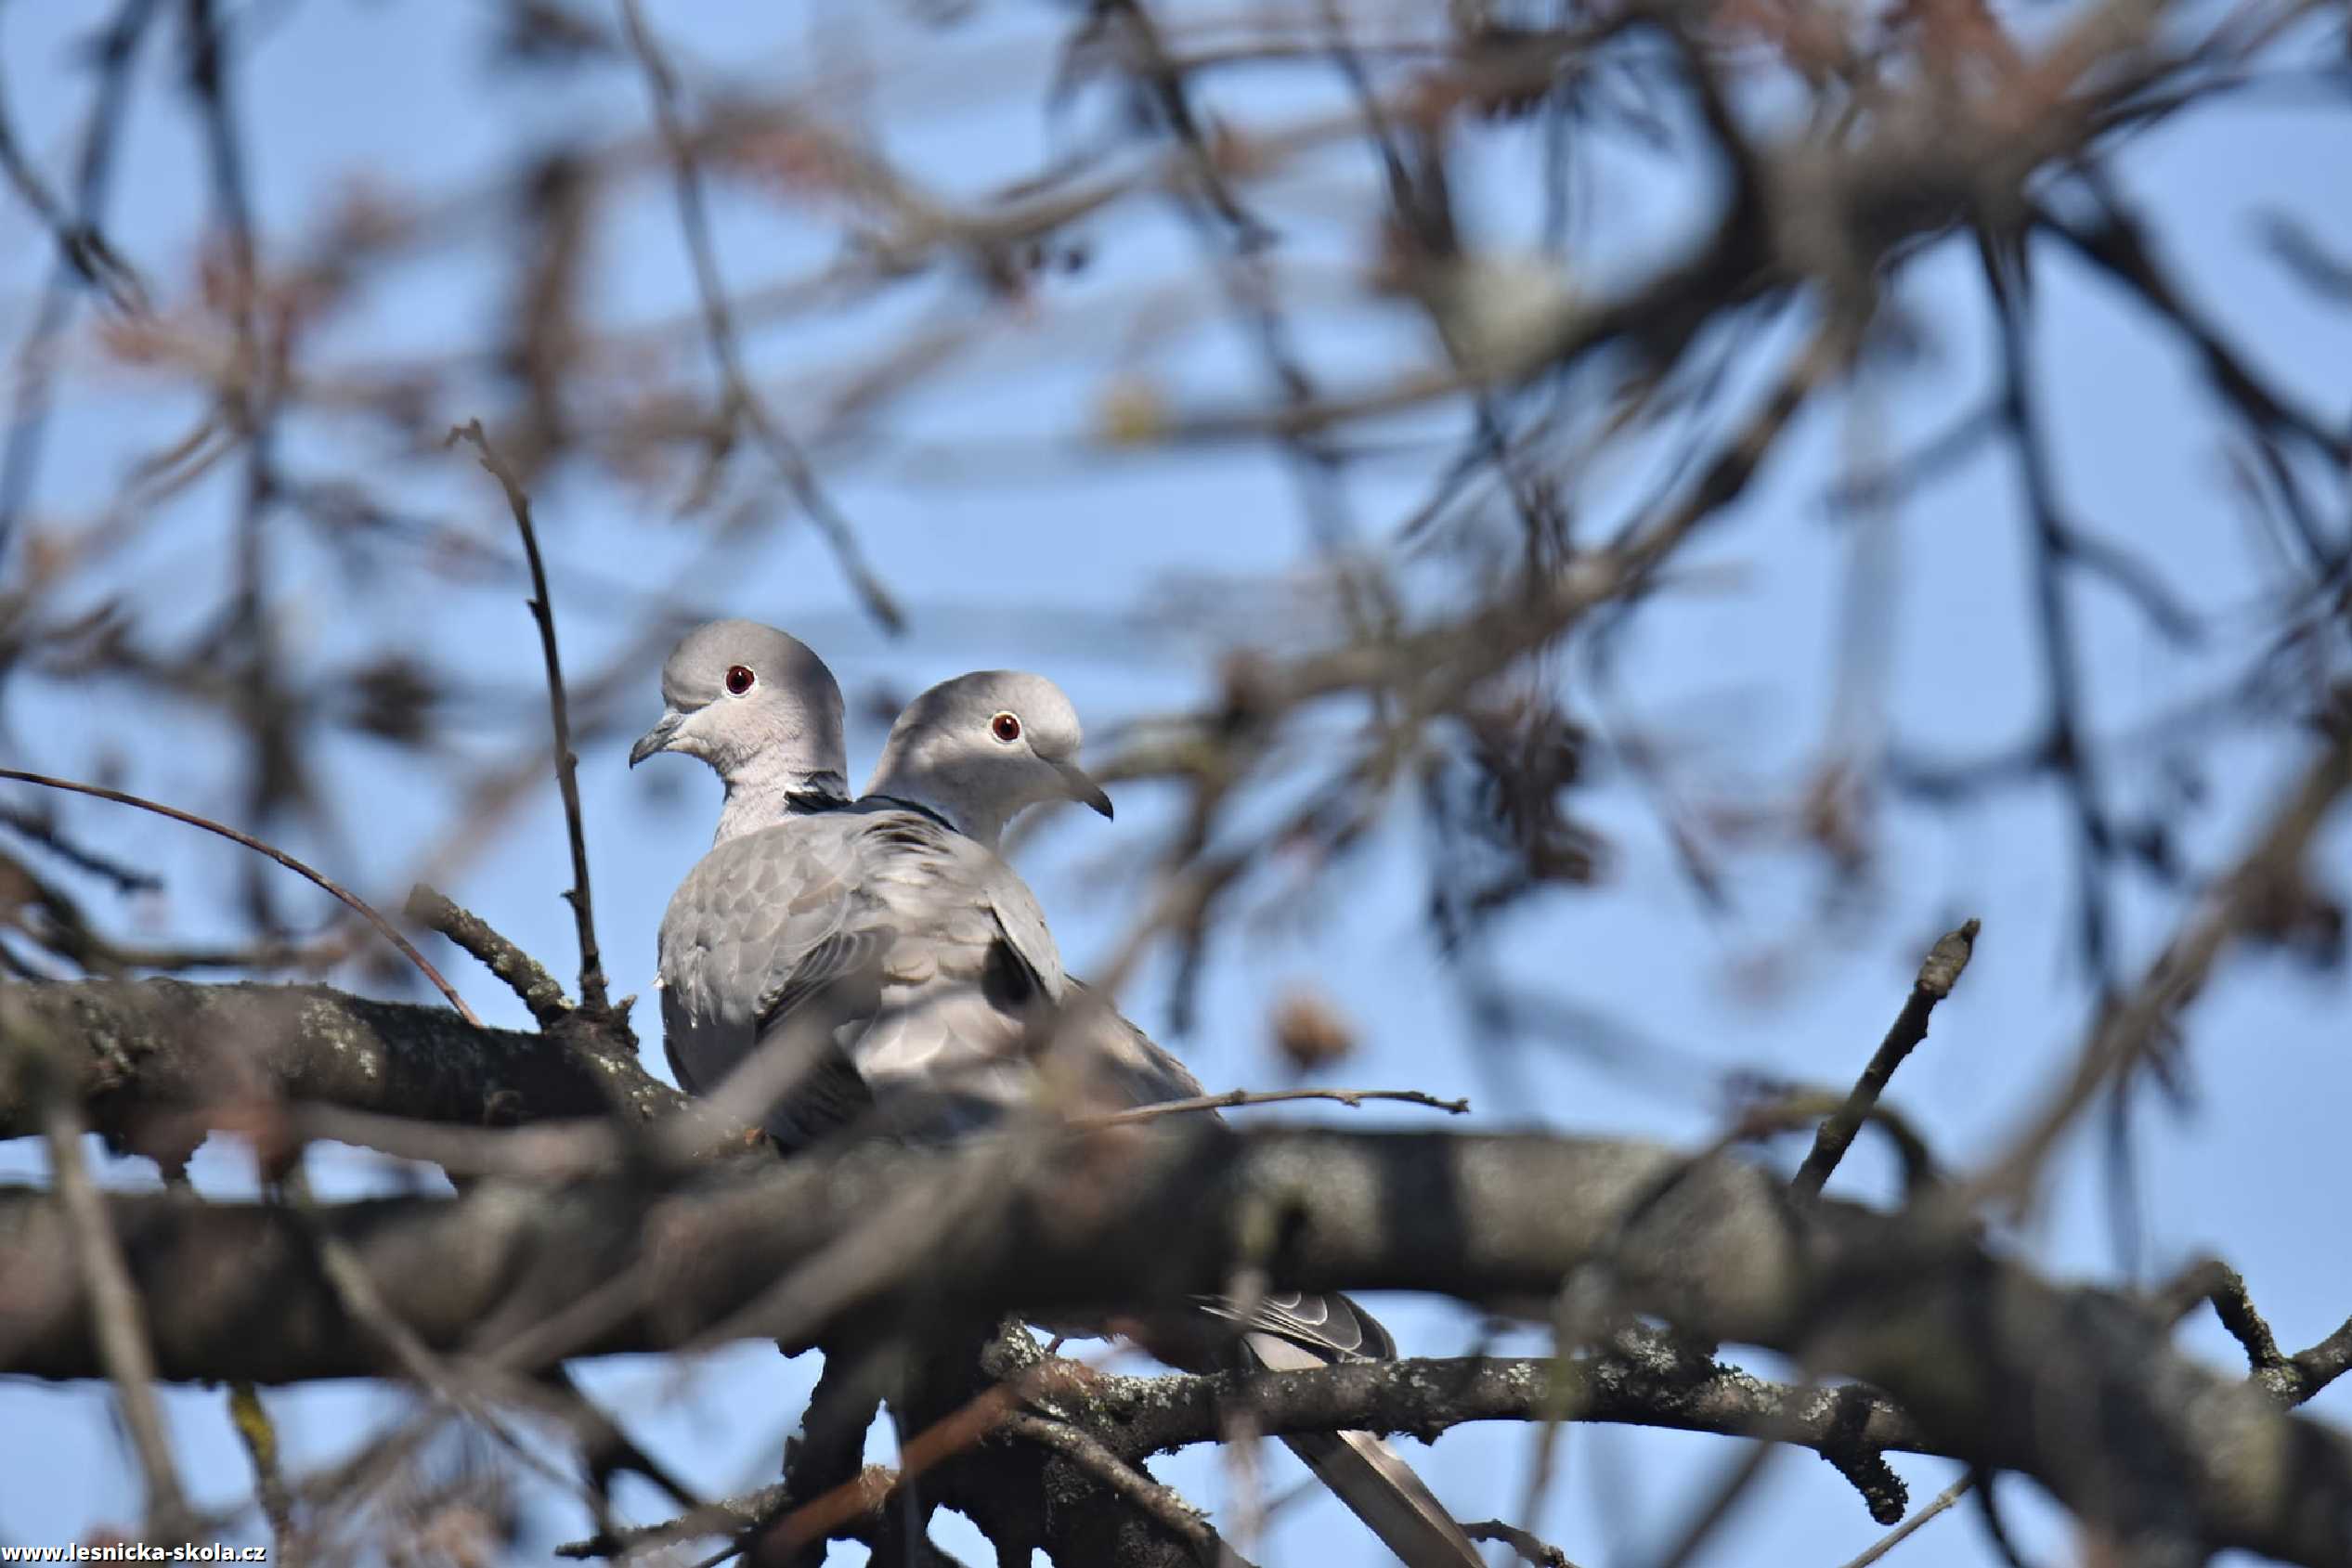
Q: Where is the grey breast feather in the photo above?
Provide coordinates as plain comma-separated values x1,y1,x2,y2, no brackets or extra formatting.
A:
656,804,1064,1147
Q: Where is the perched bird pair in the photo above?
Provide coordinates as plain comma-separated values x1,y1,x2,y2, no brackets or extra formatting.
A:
634,619,1482,1568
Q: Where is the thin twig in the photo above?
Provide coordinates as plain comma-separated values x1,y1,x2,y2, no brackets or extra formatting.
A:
0,768,479,1025
768,1380,1029,1561
183,0,298,940
1637,1419,1787,1568
451,420,611,1018
1835,1475,1974,1568
281,1167,497,1397
1983,240,2115,986
1793,918,1978,1195
0,52,75,246
0,0,161,565
1730,1090,1938,1197
0,802,163,894
0,840,214,981
41,1085,190,1533
615,0,903,633
2164,1259,2352,1407
2198,1261,2290,1371
2281,1314,2352,1407
1969,1470,2040,1568
1080,1084,1471,1126
555,1483,788,1562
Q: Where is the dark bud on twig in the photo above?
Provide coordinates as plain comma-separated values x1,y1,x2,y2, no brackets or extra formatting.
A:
1915,917,1980,1000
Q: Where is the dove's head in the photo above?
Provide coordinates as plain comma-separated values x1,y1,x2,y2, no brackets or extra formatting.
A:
630,620,848,804
864,670,1112,849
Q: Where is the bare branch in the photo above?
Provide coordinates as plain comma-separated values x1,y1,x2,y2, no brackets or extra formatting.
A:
0,0,162,562
1081,1086,1471,1126
0,769,480,1026
1794,919,1979,1196
0,802,164,894
447,420,613,1023
406,882,573,1031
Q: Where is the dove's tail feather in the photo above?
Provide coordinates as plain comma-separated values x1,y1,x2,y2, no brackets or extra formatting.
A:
1228,1320,1481,1568
1278,1430,1488,1568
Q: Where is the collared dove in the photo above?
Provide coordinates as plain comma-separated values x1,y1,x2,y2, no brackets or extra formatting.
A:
630,620,867,1125
864,670,1485,1568
861,668,1113,845
642,636,1478,1567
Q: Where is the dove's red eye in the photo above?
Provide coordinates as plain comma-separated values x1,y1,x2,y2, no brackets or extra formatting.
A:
724,665,756,696
991,711,1021,744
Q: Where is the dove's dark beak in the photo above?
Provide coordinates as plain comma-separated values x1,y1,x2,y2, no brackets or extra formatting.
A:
1055,759,1113,820
630,707,685,768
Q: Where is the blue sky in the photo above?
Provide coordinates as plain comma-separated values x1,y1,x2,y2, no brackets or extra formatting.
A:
1,2,2347,1565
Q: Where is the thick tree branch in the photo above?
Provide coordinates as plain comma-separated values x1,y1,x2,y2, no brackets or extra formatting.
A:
0,1125,2345,1565
0,978,685,1149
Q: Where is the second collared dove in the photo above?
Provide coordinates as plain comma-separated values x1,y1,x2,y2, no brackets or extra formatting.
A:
862,670,1486,1568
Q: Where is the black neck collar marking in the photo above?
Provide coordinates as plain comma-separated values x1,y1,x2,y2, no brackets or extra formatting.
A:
786,786,854,813
863,793,958,834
